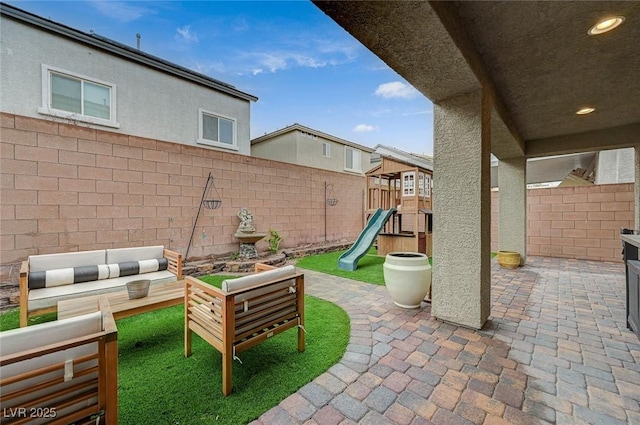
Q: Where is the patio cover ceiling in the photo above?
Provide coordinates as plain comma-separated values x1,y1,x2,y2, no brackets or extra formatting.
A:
313,1,640,160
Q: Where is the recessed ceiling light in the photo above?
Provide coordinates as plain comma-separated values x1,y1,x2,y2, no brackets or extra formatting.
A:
576,107,595,115
588,16,625,35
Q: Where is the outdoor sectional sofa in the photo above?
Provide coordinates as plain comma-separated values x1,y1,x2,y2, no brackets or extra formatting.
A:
19,245,182,327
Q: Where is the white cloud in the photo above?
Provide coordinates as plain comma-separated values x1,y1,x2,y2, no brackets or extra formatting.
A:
89,1,154,23
192,61,226,75
374,81,420,99
176,25,199,43
353,124,378,133
402,109,433,116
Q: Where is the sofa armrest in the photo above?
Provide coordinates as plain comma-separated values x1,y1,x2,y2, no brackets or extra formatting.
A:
164,248,183,280
19,261,29,327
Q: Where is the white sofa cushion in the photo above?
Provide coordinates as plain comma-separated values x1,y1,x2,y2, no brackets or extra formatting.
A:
0,311,103,412
28,270,177,311
0,311,102,355
106,246,164,263
222,265,296,293
29,250,106,272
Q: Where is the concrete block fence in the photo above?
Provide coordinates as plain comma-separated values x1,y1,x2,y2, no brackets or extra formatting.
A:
0,113,366,283
492,183,634,263
0,113,633,284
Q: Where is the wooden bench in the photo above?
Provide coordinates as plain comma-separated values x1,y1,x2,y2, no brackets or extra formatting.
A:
184,264,305,396
1,296,118,424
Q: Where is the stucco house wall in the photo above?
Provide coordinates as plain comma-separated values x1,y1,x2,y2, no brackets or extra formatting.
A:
251,124,374,175
250,131,298,164
595,148,635,184
0,5,255,155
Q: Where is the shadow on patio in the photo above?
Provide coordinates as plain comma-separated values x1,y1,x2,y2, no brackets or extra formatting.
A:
254,257,639,425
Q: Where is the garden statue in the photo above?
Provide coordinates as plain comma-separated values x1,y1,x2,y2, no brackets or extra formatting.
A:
233,208,265,259
236,208,256,233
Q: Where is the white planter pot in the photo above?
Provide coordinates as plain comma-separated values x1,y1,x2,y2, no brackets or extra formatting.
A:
383,252,432,309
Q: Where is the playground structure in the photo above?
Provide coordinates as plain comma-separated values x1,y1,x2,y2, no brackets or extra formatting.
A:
366,149,434,257
338,148,434,271
338,208,396,271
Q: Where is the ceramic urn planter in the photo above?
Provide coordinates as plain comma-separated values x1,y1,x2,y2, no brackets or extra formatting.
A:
383,252,432,308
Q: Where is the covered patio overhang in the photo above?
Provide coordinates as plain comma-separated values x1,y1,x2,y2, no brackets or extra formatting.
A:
313,1,640,328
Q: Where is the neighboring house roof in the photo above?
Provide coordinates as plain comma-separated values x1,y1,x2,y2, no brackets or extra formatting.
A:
373,144,434,171
0,2,258,103
251,123,375,153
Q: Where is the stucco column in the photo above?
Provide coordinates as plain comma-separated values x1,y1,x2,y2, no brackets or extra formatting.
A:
498,157,527,264
432,89,492,329
635,146,640,231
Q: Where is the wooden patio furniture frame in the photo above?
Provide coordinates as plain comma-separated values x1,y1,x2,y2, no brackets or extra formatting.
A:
184,263,305,396
0,296,118,425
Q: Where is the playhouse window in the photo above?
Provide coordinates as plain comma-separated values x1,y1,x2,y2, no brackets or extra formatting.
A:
403,172,415,196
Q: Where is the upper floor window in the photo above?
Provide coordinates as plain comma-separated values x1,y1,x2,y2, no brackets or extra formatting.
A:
39,65,119,128
198,109,237,150
323,142,331,157
344,146,362,172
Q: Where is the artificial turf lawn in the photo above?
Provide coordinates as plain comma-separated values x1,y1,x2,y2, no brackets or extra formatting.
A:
295,249,387,285
296,249,494,286
0,275,350,425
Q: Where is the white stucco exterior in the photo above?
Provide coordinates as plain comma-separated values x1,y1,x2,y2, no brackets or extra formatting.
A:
0,9,256,155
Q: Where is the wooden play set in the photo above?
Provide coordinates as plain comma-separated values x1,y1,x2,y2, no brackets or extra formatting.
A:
366,153,434,256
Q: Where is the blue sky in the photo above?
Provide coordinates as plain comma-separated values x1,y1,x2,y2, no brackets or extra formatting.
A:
9,0,435,155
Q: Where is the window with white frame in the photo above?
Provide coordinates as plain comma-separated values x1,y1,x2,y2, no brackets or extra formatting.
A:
323,142,331,157
419,173,425,197
344,146,362,172
198,109,237,150
403,171,415,196
39,65,118,127
425,174,432,198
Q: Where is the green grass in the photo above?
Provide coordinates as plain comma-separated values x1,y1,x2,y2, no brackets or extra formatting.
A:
295,249,495,286
0,275,350,424
296,248,387,285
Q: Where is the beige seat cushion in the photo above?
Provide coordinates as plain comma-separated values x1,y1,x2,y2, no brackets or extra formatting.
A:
222,265,296,293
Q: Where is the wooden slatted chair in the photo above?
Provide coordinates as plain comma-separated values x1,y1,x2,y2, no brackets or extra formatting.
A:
184,263,304,396
0,296,118,424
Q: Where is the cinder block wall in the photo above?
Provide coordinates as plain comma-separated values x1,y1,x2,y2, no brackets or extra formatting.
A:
492,184,634,262
1,113,366,282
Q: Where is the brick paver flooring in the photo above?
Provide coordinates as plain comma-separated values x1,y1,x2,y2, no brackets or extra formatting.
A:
252,257,640,425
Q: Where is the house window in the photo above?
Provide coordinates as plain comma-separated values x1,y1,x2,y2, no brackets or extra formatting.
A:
344,147,362,172
39,65,118,128
403,171,415,196
323,142,331,157
198,109,237,150
419,173,425,197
